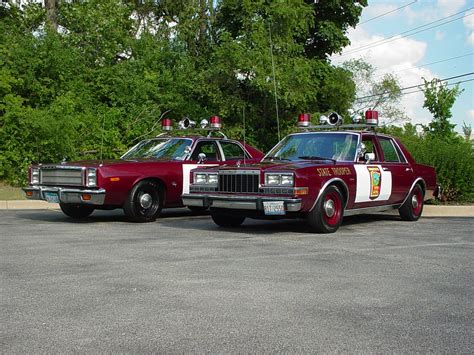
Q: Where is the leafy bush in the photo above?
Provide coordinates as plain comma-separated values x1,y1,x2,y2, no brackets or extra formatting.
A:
384,125,474,202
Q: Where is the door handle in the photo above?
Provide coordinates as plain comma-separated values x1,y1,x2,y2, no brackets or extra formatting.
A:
405,167,413,172
382,167,389,171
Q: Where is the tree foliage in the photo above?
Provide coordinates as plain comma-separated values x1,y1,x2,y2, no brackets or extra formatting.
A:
342,59,406,125
422,78,463,140
0,0,366,184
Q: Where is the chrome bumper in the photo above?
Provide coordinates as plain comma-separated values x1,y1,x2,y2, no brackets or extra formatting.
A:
23,186,106,205
182,194,302,212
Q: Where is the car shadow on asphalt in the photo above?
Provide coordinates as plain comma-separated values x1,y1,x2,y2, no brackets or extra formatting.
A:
160,213,403,235
16,208,210,224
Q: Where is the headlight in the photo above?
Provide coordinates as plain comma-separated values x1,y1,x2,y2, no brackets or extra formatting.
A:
86,168,97,187
194,172,218,185
265,173,294,186
31,168,40,185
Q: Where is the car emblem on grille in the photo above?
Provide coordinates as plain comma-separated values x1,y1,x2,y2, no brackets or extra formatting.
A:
236,160,241,167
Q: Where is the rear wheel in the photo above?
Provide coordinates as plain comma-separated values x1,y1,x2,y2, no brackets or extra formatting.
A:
307,186,344,233
399,184,424,221
124,180,163,222
211,210,246,227
60,203,94,219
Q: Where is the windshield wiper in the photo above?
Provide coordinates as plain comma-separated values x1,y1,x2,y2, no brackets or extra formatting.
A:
298,156,337,164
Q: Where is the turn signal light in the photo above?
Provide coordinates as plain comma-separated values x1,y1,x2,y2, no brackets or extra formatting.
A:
294,187,309,196
26,191,33,197
110,177,120,182
82,194,92,201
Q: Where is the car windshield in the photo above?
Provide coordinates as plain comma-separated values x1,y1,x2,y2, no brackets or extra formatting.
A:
121,138,192,160
264,133,359,162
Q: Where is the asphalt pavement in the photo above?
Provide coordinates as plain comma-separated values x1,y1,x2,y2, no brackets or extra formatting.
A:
1,209,473,353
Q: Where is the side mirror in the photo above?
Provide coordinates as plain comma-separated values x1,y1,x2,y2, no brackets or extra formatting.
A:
365,152,375,164
198,153,207,164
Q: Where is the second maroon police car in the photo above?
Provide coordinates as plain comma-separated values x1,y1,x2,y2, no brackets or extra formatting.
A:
182,111,439,233
23,117,263,222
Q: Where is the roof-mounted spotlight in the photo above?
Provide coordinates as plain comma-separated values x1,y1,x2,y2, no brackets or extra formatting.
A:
200,119,209,129
319,115,328,124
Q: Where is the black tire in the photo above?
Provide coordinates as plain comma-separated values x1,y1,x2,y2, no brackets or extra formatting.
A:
211,210,246,227
123,180,163,222
187,206,208,213
399,184,424,221
60,203,94,219
307,186,344,233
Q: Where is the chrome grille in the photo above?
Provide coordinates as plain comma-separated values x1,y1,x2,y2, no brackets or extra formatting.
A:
40,167,84,186
218,170,260,193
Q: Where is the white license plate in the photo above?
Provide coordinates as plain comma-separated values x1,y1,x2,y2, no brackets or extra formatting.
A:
44,192,59,203
263,201,285,215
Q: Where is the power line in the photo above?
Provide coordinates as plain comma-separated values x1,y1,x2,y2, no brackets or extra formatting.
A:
374,53,474,78
358,1,417,25
336,8,473,59
391,78,474,97
355,72,474,102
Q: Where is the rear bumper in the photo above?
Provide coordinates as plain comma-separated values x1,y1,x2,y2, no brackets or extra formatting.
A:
182,193,302,212
23,186,106,205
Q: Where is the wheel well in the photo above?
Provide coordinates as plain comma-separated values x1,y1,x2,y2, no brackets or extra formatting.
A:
416,179,426,193
329,181,349,208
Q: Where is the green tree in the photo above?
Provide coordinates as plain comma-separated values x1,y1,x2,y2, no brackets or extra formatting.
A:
422,78,463,140
342,59,406,125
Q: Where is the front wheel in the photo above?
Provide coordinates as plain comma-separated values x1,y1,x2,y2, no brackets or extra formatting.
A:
123,180,163,222
211,210,245,227
307,186,344,233
60,203,94,219
399,184,424,221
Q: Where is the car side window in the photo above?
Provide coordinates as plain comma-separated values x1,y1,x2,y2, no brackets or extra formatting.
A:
379,138,401,163
191,141,220,161
220,142,248,160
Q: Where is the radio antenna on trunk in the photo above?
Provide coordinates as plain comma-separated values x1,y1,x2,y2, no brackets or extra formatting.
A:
243,105,246,166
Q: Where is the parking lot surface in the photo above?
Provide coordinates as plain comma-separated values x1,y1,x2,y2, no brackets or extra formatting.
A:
1,209,473,353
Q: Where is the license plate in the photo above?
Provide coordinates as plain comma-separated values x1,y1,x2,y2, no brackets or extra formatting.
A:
44,192,59,203
263,201,285,216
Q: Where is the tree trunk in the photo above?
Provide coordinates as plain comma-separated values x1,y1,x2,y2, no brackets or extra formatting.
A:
44,0,58,32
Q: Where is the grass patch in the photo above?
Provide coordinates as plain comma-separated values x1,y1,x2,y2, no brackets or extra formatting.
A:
0,182,26,200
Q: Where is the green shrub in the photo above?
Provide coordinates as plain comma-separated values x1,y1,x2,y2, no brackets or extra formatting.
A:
385,126,474,202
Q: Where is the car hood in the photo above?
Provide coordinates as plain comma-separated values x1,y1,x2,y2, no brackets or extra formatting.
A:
215,160,336,172
40,158,178,169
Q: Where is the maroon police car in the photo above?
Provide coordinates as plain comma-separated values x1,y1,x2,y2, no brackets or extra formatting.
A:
23,116,263,222
182,111,440,233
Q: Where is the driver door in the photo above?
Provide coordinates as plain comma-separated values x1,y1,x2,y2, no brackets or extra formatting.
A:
182,140,222,194
353,134,393,208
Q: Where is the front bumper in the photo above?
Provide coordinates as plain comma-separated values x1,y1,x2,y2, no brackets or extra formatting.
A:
182,193,302,212
23,186,106,205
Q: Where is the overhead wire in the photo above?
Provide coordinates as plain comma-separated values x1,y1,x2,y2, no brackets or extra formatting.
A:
373,53,474,78
358,1,418,25
335,8,473,59
355,72,474,102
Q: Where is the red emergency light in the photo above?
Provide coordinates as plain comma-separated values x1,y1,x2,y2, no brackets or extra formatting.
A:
365,110,379,126
210,115,221,129
162,118,173,131
297,113,311,127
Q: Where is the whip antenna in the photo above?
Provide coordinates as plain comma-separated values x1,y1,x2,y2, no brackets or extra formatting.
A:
268,21,281,141
243,105,246,166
